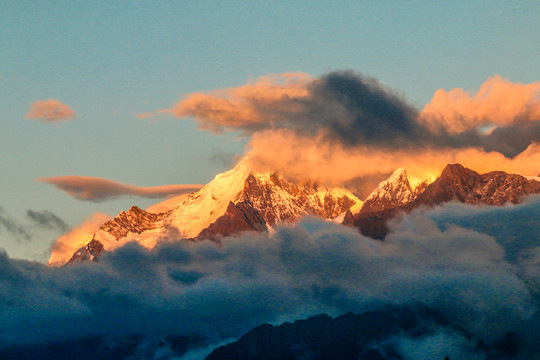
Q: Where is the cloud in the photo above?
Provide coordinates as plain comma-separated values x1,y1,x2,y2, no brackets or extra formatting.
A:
136,111,157,120
208,150,241,169
394,329,485,360
244,129,540,191
161,71,540,168
47,212,111,266
0,208,71,247
419,74,540,134
418,75,540,157
2,199,540,357
167,72,312,133
294,71,426,148
165,71,429,149
0,208,31,242
37,176,203,201
130,72,540,193
26,209,68,232
25,99,76,122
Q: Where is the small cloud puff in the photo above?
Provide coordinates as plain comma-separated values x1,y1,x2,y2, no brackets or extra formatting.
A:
25,99,76,122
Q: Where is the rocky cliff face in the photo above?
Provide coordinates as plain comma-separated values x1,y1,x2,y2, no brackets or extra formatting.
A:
98,206,171,240
411,163,540,207
233,173,360,226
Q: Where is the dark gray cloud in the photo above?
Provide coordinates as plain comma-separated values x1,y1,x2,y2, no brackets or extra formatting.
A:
285,71,428,148
434,120,540,158
26,209,69,232
0,208,31,242
267,71,433,149
293,71,540,156
480,121,540,157
1,198,540,358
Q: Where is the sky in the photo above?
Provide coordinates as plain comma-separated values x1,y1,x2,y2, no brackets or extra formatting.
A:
1,1,540,261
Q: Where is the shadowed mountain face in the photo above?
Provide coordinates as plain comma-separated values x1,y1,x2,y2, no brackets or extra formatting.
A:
349,164,540,239
206,304,525,360
197,201,267,239
0,305,530,359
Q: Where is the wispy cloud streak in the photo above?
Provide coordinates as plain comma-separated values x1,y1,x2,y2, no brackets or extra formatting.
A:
26,209,69,232
0,208,31,242
37,176,203,201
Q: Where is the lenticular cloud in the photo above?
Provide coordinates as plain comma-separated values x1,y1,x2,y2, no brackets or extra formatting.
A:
1,198,540,356
37,175,203,201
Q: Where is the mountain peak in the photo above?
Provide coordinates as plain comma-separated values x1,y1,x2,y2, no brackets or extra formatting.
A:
413,164,540,207
361,167,426,213
388,167,408,181
439,163,477,177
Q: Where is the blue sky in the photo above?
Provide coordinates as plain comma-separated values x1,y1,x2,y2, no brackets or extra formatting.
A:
1,1,539,260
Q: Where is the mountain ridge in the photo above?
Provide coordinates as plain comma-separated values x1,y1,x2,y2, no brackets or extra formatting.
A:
63,163,540,265
64,163,363,265
349,163,540,239
205,305,495,360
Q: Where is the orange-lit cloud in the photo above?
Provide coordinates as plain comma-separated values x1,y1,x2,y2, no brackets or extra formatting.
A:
47,212,111,266
420,75,540,134
245,129,540,194
144,71,540,190
25,99,76,122
163,71,540,156
164,72,311,133
136,112,157,120
37,176,203,201
164,71,428,149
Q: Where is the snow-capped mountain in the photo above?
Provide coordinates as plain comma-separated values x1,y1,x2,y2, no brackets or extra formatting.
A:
361,168,432,213
68,161,363,264
349,163,540,239
67,162,540,264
